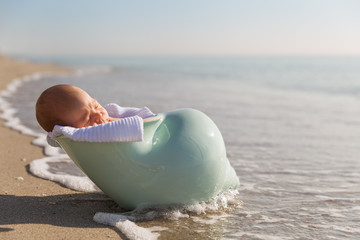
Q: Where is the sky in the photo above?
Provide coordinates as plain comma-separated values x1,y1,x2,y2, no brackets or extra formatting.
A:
0,0,360,56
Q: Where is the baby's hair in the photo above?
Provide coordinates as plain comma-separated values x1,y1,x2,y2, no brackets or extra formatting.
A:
36,84,77,132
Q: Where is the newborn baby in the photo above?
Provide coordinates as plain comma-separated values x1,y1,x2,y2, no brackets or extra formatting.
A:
36,84,156,132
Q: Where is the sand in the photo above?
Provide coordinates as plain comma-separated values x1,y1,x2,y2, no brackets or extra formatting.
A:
0,55,124,239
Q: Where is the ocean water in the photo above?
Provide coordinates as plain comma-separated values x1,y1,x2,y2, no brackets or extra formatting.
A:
2,56,360,239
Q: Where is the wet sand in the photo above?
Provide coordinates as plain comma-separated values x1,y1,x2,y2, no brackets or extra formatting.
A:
0,55,123,239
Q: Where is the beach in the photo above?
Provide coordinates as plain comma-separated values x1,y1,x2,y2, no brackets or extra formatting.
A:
1,54,359,239
0,55,123,239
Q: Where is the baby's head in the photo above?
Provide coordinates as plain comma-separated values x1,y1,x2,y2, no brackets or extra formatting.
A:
36,84,112,132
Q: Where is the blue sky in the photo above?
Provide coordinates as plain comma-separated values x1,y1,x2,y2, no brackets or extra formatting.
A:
0,0,359,56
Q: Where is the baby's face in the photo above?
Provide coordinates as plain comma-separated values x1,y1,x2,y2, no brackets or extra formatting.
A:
59,88,116,128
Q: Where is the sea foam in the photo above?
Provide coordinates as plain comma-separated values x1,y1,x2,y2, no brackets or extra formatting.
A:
93,190,240,240
29,156,100,193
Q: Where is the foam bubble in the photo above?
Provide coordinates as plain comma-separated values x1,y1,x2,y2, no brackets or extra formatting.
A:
29,156,100,193
0,72,71,156
106,189,241,221
94,212,159,240
31,134,64,156
192,214,230,225
93,190,241,239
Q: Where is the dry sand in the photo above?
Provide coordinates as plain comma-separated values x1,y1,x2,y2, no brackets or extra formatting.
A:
0,55,124,239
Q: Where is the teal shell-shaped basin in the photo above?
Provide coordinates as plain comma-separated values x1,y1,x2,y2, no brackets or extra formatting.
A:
54,108,239,210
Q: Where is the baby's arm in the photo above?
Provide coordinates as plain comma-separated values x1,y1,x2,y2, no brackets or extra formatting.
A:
109,116,158,123
143,116,160,122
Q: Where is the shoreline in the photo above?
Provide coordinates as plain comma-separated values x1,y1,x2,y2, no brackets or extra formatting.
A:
0,55,123,239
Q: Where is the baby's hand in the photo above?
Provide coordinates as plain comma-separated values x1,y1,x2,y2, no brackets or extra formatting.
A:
107,117,122,123
143,116,160,122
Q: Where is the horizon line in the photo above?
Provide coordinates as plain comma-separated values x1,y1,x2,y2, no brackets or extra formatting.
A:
4,53,360,58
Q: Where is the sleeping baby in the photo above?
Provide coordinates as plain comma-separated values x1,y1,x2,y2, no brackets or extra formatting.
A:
36,84,158,137
35,85,240,210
